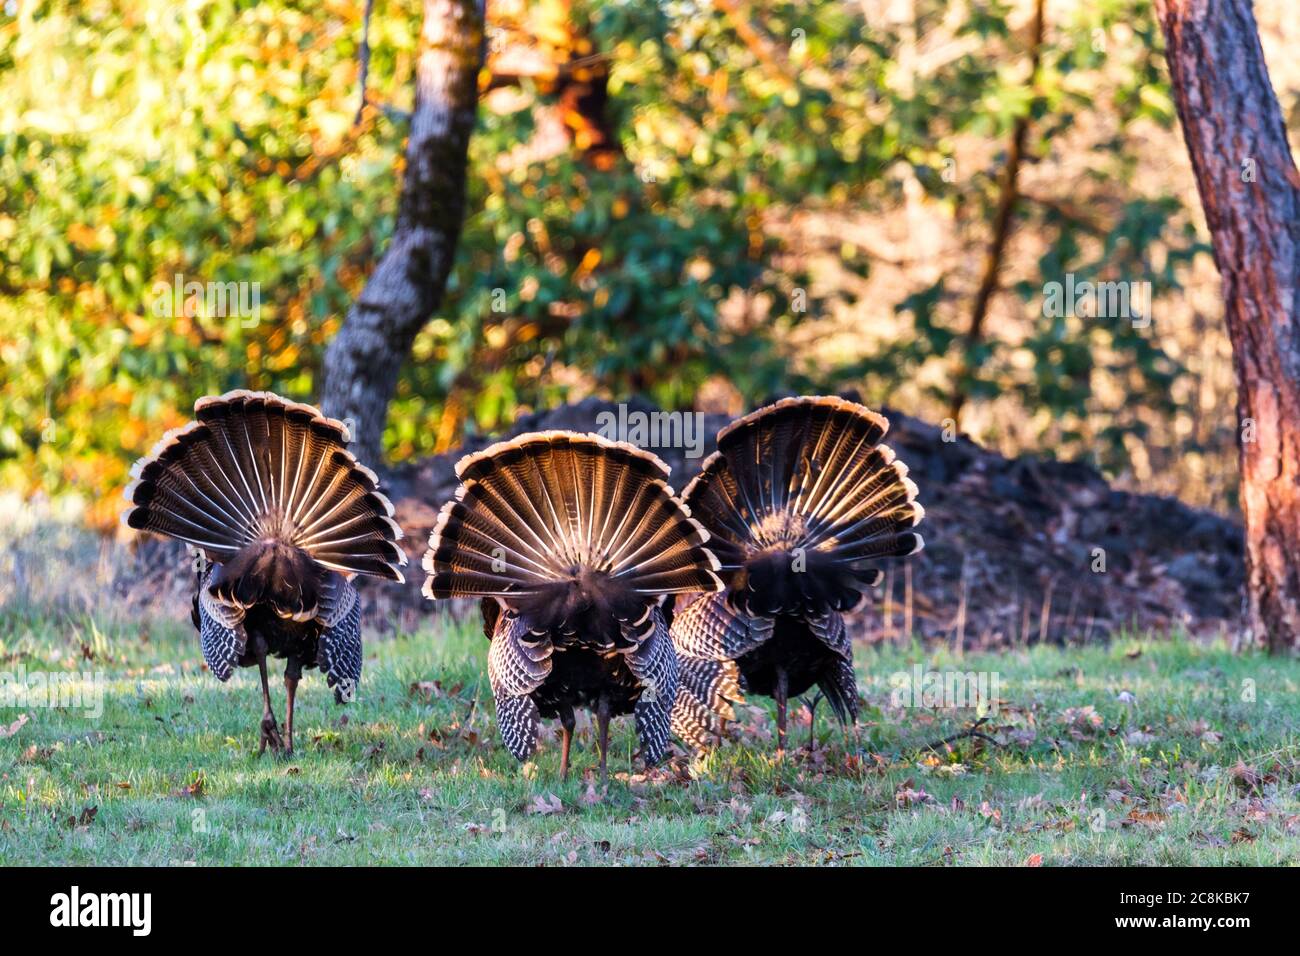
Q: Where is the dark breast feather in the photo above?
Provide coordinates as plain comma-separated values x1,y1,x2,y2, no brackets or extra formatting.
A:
237,607,323,671
734,615,839,699
532,635,643,719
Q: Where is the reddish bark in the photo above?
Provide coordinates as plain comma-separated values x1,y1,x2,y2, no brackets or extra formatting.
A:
1156,0,1300,651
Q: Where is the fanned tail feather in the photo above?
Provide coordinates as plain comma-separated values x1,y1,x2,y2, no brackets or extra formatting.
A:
682,396,924,616
422,431,722,630
122,390,406,583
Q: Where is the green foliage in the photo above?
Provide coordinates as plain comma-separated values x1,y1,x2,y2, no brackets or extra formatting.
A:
0,0,408,517
0,0,1210,513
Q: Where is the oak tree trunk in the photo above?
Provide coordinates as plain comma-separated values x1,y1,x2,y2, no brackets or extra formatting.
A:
1156,0,1300,652
320,0,484,464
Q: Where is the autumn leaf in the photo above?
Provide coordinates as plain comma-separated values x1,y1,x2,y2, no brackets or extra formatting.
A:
408,680,441,701
59,806,98,829
895,786,934,808
527,792,564,815
1230,761,1276,794
1122,808,1167,828
174,773,206,798
0,714,28,738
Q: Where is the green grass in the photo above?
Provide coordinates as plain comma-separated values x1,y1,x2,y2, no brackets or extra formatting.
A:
2,602,1298,865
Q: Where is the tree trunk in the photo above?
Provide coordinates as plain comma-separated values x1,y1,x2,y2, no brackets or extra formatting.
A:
1155,0,1300,652
320,0,484,464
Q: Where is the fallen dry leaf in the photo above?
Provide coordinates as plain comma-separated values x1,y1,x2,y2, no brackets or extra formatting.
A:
527,792,564,816
1122,808,1167,828
59,805,98,829
895,786,933,808
0,713,29,738
409,681,441,701
174,774,206,798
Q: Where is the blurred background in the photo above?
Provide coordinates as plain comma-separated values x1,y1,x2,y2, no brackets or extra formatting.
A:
3,0,1298,530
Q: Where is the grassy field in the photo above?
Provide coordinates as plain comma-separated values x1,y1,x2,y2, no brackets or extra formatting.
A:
2,599,1299,866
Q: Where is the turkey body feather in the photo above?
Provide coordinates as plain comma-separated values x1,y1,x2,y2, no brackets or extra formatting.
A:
124,390,402,755
425,430,720,778
670,397,925,752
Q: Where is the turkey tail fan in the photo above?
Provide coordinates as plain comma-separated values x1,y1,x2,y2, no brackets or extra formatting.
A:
122,390,406,582
422,430,723,629
683,396,924,617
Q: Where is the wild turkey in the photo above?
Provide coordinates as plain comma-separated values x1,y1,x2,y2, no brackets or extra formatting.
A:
670,396,924,754
121,390,405,755
423,431,722,781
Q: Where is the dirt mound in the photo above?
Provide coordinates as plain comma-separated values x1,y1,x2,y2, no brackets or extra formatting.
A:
116,397,1245,644
380,398,1245,645
874,411,1243,645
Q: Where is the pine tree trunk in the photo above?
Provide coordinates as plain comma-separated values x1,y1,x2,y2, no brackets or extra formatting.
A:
1155,0,1300,652
320,0,483,464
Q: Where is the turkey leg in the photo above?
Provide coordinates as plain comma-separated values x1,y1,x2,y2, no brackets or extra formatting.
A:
257,656,284,756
